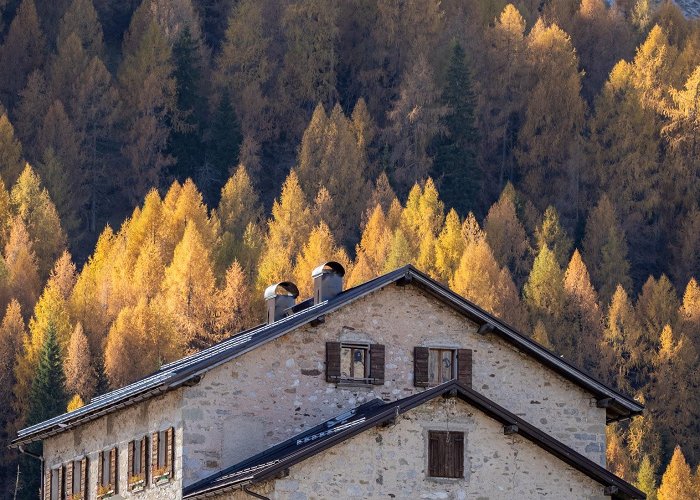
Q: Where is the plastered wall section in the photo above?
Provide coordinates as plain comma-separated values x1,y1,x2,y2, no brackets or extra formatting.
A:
42,389,184,500
215,398,607,500
182,284,608,485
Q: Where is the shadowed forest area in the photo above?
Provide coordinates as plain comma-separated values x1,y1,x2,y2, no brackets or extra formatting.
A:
0,0,699,498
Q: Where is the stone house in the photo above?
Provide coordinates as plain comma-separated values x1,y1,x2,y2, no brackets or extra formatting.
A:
11,263,645,499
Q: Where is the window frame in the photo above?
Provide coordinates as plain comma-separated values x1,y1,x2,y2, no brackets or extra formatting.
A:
427,430,465,479
326,341,385,386
428,348,457,385
128,436,148,492
152,427,174,486
340,342,371,382
97,447,117,498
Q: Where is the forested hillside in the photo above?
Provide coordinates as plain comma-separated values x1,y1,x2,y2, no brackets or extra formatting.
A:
0,0,699,498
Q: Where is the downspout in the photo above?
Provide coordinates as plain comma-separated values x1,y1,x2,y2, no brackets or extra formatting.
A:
18,445,44,500
243,485,270,500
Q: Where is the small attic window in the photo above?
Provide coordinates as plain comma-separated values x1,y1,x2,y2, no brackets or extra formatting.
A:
326,341,385,385
428,431,464,479
341,343,370,380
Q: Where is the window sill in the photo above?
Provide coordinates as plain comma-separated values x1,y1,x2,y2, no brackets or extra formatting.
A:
426,475,465,483
128,479,146,493
97,489,115,499
154,472,171,486
335,380,377,388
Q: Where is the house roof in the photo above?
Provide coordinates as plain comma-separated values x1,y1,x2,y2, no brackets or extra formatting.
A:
11,265,643,447
182,380,645,500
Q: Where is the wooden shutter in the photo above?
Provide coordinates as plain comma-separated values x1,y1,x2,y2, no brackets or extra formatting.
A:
414,347,430,387
128,441,134,477
58,466,64,498
109,447,117,491
141,436,147,477
166,427,175,478
81,457,88,494
65,462,73,496
151,431,159,483
97,451,103,487
451,433,465,478
326,342,341,382
369,344,385,385
43,467,51,500
428,432,441,477
457,349,472,388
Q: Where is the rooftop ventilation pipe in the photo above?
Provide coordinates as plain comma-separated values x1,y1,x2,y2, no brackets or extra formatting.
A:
312,261,345,305
264,282,299,324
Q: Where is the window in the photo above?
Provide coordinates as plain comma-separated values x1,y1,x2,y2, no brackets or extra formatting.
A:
428,431,464,478
97,448,117,497
128,436,148,491
151,427,174,485
48,466,62,500
414,347,472,387
326,342,385,384
64,458,86,499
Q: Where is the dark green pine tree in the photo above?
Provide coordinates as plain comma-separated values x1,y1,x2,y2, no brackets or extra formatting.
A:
168,27,206,183
20,322,68,499
205,90,242,202
432,42,480,216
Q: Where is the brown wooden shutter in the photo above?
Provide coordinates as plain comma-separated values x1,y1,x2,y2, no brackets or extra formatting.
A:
452,433,465,478
428,432,441,477
58,466,64,498
43,467,51,500
414,347,430,387
457,349,472,388
109,447,117,491
326,342,341,382
81,457,88,494
151,432,159,483
166,427,175,478
65,462,73,496
141,436,147,476
128,440,134,478
97,451,103,487
369,344,385,385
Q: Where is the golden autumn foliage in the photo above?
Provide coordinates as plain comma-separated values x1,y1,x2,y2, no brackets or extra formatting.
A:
658,446,695,500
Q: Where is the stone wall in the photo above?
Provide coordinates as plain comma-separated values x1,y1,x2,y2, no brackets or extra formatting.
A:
42,389,184,500
214,398,607,500
182,284,607,486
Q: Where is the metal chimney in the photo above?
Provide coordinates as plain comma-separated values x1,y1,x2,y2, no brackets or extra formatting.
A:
312,262,345,305
264,282,299,324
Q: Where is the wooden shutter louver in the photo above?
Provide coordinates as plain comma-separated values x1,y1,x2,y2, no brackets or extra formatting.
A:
326,342,341,382
109,447,117,491
81,457,88,494
128,441,134,477
151,432,159,483
97,451,103,487
141,436,147,478
369,344,385,384
57,466,63,498
65,462,73,496
43,467,51,500
414,347,430,387
166,427,175,478
457,349,472,388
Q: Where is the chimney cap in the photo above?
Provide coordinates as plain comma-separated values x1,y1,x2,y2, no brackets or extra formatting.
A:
311,261,345,279
264,281,300,301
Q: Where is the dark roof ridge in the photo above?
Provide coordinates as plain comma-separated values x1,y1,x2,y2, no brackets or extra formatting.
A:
183,380,645,500
12,265,642,447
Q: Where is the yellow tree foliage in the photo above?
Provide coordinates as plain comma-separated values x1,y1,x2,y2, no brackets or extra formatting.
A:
132,239,165,302
293,222,351,298
606,424,632,480
217,165,262,239
0,114,24,190
636,275,679,359
679,278,700,335
4,217,40,316
523,245,564,320
451,238,525,330
347,204,392,287
658,446,695,500
601,285,643,392
66,394,84,412
532,319,553,349
64,323,95,401
0,300,25,425
383,229,413,273
561,250,603,370
161,221,217,351
434,209,464,283
215,260,256,340
535,206,572,268
105,297,181,388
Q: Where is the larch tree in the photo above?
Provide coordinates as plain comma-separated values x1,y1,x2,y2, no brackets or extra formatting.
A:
434,209,465,284
257,170,312,290
4,217,40,316
63,323,95,401
636,275,679,355
382,229,413,273
217,165,262,240
432,42,479,215
515,20,585,220
658,446,695,500
535,206,572,268
162,221,217,351
348,204,392,287
670,207,700,290
451,238,525,330
601,285,643,392
118,16,176,203
215,260,256,340
293,222,351,298
10,164,67,279
0,0,46,107
635,455,657,500
561,250,603,371
0,114,24,187
523,245,565,337
49,33,90,109
15,70,51,160
582,195,632,306
0,299,25,452
484,185,532,288
57,0,105,57
386,56,447,192
678,278,700,342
